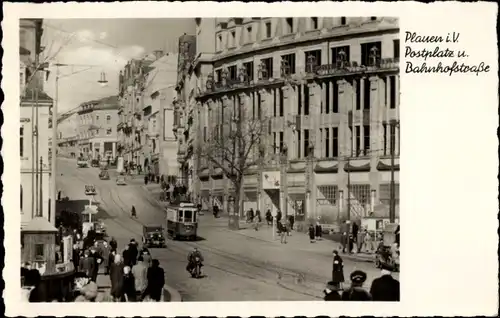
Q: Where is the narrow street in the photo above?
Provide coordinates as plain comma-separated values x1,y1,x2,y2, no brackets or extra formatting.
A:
57,157,393,301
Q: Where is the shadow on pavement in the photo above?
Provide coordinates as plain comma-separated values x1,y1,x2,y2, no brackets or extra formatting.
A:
174,235,206,242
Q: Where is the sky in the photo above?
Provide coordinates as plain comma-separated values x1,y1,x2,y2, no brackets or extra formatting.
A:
41,18,195,114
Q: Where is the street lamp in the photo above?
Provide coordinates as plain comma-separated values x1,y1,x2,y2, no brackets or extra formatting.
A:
98,71,109,87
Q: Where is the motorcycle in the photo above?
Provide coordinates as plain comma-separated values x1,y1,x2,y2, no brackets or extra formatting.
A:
190,257,202,278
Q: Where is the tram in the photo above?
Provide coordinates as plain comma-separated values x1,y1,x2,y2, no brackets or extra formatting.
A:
166,202,198,240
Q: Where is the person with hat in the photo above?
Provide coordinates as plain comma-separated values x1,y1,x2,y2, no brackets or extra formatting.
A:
323,281,342,301
369,268,400,301
341,270,372,301
331,250,345,290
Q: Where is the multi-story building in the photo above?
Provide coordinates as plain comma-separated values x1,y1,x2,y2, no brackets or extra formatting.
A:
117,58,154,167
56,110,79,158
20,19,54,229
77,95,120,160
174,33,198,192
190,17,400,223
140,51,179,179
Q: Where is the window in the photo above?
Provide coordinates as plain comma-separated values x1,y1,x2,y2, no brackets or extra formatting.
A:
281,53,296,75
257,93,262,119
325,128,330,157
393,39,400,59
261,57,273,79
230,31,236,47
215,69,222,82
383,123,388,156
361,41,382,66
246,26,253,42
389,76,396,109
106,115,111,124
305,50,322,73
364,78,371,109
297,130,301,158
355,125,361,156
184,209,193,222
319,128,323,157
279,88,284,117
317,185,338,205
203,127,207,142
304,129,310,157
228,65,237,81
152,139,156,153
379,184,400,207
332,81,339,113
331,46,350,65
298,85,302,115
279,131,284,153
285,18,294,34
20,185,23,212
390,123,396,155
20,127,24,157
363,125,370,155
35,244,44,260
243,61,254,81
341,17,347,25
273,132,277,153
332,127,339,157
351,184,371,210
304,85,310,115
178,210,184,222
325,81,330,114
217,34,223,50
273,88,277,117
355,78,361,110
265,22,272,38
311,17,319,30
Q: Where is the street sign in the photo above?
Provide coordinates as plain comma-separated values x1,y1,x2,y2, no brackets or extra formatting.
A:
83,205,98,214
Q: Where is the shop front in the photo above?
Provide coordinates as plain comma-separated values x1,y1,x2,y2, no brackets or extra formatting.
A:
314,161,340,223
287,172,306,220
261,170,280,215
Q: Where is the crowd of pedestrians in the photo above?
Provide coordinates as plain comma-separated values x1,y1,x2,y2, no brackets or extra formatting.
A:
71,234,166,302
324,249,400,301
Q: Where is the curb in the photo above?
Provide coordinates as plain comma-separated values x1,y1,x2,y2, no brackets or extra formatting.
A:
162,284,182,302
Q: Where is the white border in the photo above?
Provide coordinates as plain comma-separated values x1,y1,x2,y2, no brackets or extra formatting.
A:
3,1,498,316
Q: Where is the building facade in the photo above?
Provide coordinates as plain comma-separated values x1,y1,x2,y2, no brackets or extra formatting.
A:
77,96,120,160
57,111,79,158
20,19,54,229
190,17,400,222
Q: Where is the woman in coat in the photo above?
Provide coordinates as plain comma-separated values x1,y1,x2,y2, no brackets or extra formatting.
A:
123,266,137,302
308,224,315,243
109,254,125,302
332,250,345,289
146,259,165,301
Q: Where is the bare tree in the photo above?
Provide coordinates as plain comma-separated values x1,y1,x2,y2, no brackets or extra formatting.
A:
197,99,265,229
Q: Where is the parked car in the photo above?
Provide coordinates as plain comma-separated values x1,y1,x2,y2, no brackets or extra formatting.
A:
99,170,110,180
77,158,89,168
84,184,97,196
91,159,100,167
142,225,166,248
116,176,127,186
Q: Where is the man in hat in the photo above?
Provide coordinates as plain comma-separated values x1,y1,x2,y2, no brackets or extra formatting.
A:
341,270,372,301
323,281,342,301
370,268,400,301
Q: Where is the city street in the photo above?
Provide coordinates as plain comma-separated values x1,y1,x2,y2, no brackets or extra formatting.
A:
56,157,396,301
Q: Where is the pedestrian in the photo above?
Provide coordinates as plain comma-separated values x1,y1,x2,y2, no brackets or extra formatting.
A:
78,250,95,279
128,239,139,266
331,250,345,290
101,241,111,275
146,259,165,302
323,281,342,301
141,249,152,267
265,209,272,226
280,219,287,244
276,210,282,223
308,224,315,243
284,216,291,236
57,190,62,201
109,237,118,253
341,270,372,301
352,221,359,253
288,214,295,231
72,244,80,271
249,208,255,223
370,268,400,301
110,254,125,302
89,247,102,282
144,175,148,185
132,256,148,301
315,222,323,240
123,266,137,302
364,230,374,253
358,228,366,253
254,210,262,231
213,204,219,218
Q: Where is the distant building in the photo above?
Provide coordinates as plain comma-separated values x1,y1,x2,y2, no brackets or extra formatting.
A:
77,95,120,160
57,111,79,158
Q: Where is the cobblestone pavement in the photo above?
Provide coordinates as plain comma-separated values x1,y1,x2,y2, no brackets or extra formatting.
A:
57,158,397,301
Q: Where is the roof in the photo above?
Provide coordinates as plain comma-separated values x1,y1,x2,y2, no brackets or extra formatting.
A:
23,216,57,232
78,95,119,113
21,88,53,104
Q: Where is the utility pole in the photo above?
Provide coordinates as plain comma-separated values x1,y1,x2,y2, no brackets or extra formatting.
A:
50,64,60,225
34,21,41,218
389,119,398,223
39,157,43,217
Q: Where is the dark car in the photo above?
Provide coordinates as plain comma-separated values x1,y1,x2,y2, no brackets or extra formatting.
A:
99,170,110,180
142,225,166,248
91,159,100,167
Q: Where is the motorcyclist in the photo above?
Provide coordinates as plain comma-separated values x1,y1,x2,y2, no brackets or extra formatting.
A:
186,247,204,276
131,206,137,218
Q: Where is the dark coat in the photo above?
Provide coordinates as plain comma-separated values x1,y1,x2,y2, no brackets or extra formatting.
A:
147,266,165,301
276,212,282,222
79,256,95,277
332,255,345,283
315,224,323,237
341,287,372,301
123,273,136,301
370,275,400,301
324,291,342,301
308,226,315,240
109,263,125,298
109,239,118,252
128,244,139,265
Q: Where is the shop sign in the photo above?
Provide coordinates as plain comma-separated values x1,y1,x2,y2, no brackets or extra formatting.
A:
262,171,280,190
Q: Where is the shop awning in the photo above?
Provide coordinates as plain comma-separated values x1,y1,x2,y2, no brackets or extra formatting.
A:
314,163,338,173
343,162,371,172
376,161,400,171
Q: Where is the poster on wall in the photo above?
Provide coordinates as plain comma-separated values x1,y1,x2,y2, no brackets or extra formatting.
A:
262,171,280,190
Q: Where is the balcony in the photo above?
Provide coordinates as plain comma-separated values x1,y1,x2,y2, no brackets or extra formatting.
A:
310,58,400,78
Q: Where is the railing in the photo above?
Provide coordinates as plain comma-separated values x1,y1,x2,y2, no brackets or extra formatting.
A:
312,58,399,76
